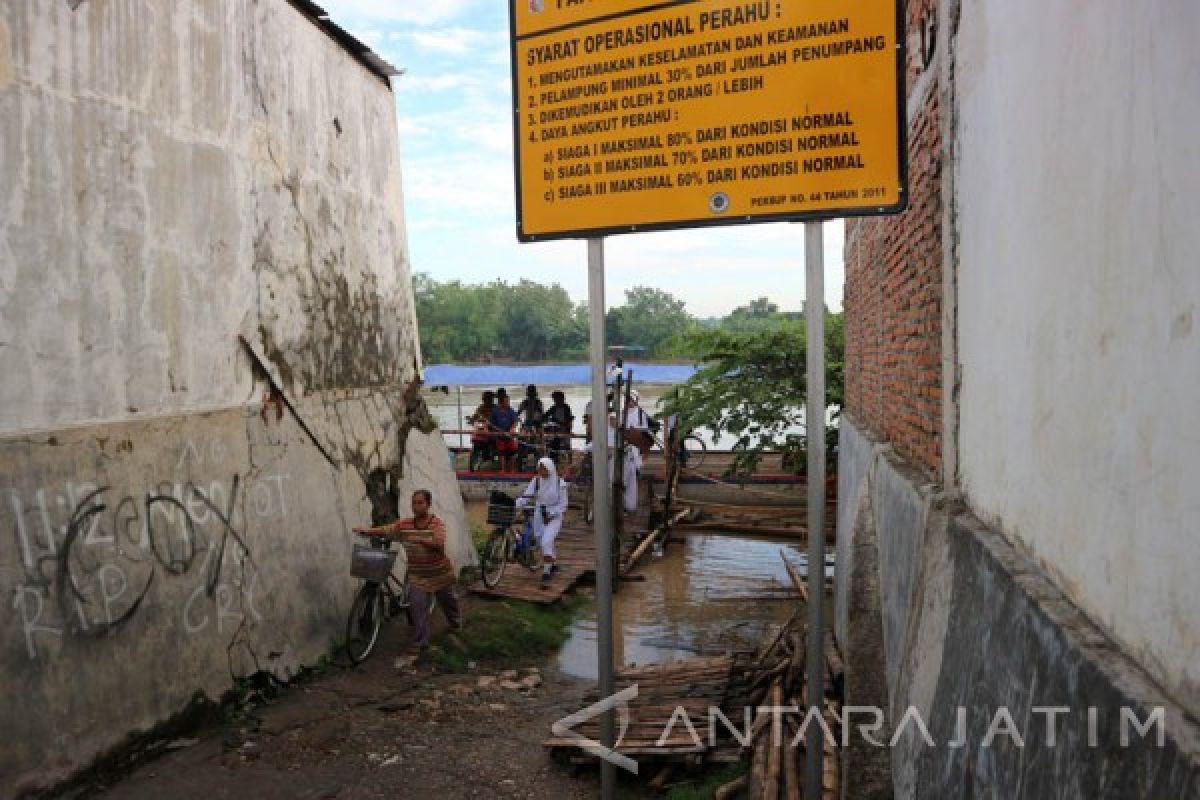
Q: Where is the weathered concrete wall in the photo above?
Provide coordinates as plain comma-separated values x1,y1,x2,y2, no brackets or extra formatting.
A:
0,1,470,793
833,416,894,799
836,417,1200,798
953,0,1200,719
0,0,417,430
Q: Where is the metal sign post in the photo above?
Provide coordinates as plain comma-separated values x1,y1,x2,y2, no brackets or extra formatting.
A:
457,386,464,449
804,221,827,800
587,237,616,800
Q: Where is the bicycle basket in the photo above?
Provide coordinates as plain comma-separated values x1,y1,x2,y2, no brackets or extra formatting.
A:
350,544,397,582
486,491,517,525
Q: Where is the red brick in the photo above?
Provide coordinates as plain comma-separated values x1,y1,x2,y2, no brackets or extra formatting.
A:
843,7,943,481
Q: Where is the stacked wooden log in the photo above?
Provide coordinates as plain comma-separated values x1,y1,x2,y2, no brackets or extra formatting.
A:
672,496,837,543
543,655,738,765
718,614,845,800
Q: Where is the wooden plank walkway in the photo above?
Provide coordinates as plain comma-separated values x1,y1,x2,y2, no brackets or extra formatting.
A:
470,478,657,604
470,523,596,604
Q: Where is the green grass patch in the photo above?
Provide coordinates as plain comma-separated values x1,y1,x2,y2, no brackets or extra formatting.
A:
470,522,491,560
426,595,585,673
662,763,747,800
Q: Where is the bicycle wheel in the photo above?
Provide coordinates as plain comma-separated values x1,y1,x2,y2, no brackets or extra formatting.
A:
683,434,707,468
345,583,384,664
519,533,543,571
481,531,508,588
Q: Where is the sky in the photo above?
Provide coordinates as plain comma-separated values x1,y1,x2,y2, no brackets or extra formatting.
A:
319,0,846,317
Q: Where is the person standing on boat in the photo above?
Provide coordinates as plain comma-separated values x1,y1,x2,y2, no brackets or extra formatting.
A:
583,390,614,445
607,356,624,385
623,389,654,459
489,392,519,472
586,409,639,514
515,457,569,585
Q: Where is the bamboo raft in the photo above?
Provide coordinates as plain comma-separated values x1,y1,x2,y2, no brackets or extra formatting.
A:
543,653,744,761
543,553,846,798
542,624,847,798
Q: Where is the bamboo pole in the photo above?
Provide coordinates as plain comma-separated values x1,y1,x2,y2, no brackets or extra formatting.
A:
673,522,813,538
714,775,748,800
623,509,690,570
764,680,784,800
749,705,770,798
781,554,810,604
678,465,812,501
783,724,802,800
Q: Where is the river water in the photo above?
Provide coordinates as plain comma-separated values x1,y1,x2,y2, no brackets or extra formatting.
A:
556,532,818,680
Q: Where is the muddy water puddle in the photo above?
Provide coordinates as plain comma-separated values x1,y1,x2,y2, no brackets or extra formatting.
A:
558,533,820,680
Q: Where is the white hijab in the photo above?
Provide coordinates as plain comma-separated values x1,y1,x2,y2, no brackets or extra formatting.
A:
532,456,563,506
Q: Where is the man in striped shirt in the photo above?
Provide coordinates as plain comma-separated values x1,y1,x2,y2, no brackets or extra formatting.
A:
353,489,461,650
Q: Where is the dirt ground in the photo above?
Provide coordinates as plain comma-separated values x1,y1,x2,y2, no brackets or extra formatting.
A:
85,597,612,800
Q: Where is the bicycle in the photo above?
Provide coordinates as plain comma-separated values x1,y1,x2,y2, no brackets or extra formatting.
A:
479,491,543,588
344,532,436,664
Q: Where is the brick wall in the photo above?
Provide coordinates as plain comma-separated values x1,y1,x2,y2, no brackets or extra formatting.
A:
843,0,944,480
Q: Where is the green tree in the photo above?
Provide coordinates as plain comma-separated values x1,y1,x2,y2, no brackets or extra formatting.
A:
606,286,695,358
662,311,844,477
501,280,583,361
721,297,782,333
412,274,588,362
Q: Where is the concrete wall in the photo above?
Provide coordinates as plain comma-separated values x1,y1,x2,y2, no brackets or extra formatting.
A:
953,0,1200,718
836,418,1200,799
0,2,470,793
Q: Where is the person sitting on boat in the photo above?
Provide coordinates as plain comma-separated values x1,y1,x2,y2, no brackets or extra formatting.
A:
517,384,544,431
468,391,496,441
545,391,574,464
515,457,569,585
489,393,519,472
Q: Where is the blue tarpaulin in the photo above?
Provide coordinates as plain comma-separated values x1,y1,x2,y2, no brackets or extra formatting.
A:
422,362,699,387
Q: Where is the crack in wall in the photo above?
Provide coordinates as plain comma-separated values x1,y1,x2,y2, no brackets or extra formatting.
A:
238,336,335,468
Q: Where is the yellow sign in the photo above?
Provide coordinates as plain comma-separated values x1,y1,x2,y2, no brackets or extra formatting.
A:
511,0,906,241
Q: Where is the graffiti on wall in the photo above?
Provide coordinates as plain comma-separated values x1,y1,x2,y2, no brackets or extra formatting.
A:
6,439,290,660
